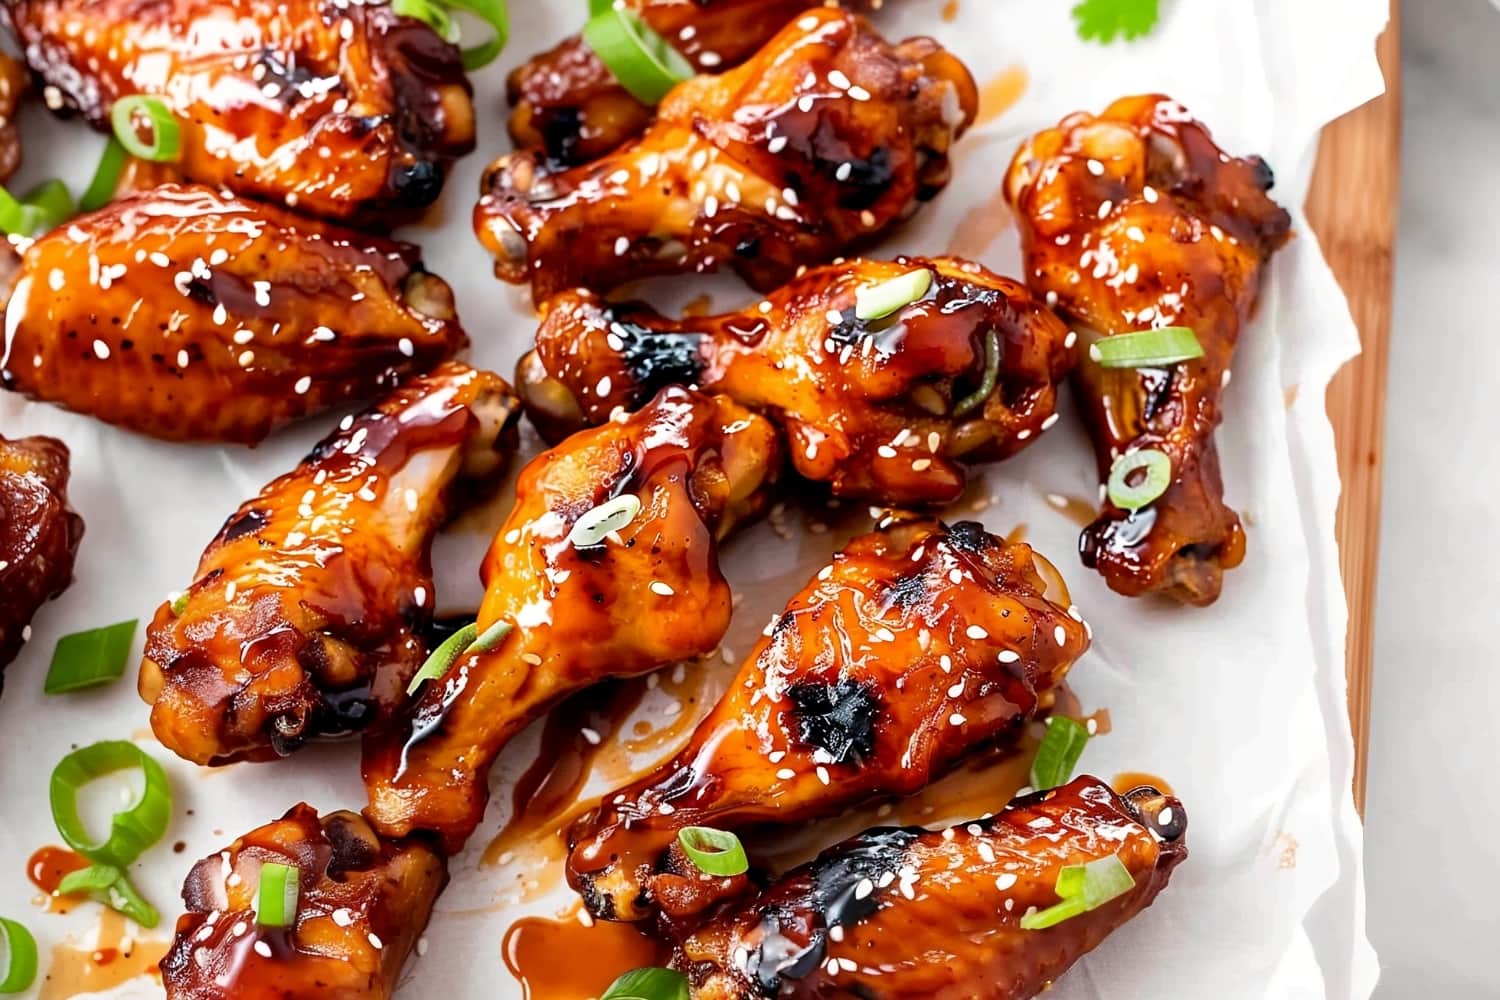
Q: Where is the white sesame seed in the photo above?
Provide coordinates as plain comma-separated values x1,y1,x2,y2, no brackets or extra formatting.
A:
995,873,1017,890
650,580,675,596
998,649,1020,663
1054,625,1067,646
92,339,110,359
966,625,988,640
776,768,796,780
398,337,414,357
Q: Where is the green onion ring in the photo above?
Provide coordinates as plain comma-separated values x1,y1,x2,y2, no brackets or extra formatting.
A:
600,966,690,1000
1106,448,1172,513
583,6,694,105
110,95,182,163
677,826,749,877
952,328,1002,417
1089,326,1204,368
1029,717,1090,791
254,862,301,927
18,179,75,234
0,918,38,993
79,137,129,213
49,741,172,868
448,0,510,70
1020,853,1134,930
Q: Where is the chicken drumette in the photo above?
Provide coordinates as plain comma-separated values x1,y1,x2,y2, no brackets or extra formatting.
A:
477,8,976,300
0,184,468,443
139,363,519,766
680,777,1187,1000
567,519,1091,926
517,256,1076,506
362,388,781,852
3,0,474,225
160,805,444,1000
0,435,83,679
1005,95,1292,605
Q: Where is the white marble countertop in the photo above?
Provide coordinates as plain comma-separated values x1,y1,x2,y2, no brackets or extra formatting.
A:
1363,2,1500,996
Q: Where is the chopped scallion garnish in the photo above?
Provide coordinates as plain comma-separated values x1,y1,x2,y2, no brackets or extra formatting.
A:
952,328,1002,418
583,6,694,105
1029,717,1089,791
44,620,138,694
110,95,182,163
49,740,172,868
407,622,478,695
79,138,128,213
254,862,301,928
600,967,690,1000
56,863,159,928
1106,449,1171,513
1088,327,1203,368
854,268,932,322
568,494,643,548
677,826,749,877
0,917,38,993
1019,853,1135,930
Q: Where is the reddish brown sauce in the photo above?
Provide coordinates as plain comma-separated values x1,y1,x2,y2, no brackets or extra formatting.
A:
942,0,961,21
502,911,668,1000
40,909,167,1000
1046,492,1100,528
1113,771,1174,795
974,64,1029,128
27,846,88,894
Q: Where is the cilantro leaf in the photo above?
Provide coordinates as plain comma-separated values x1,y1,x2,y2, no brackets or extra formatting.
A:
1072,0,1162,44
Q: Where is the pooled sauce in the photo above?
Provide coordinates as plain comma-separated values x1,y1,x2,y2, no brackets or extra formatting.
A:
502,911,668,1000
39,908,167,1000
26,846,88,913
1045,492,1099,528
1113,771,1174,796
974,64,1029,128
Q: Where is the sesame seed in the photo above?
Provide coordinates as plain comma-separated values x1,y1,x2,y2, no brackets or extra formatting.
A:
966,625,988,640
776,768,796,780
1053,625,1067,646
253,940,272,958
294,375,311,394
854,878,874,899
998,650,1020,663
92,339,110,359
368,932,383,950
995,873,1017,890
398,337,414,357
949,712,966,726
650,580,675,596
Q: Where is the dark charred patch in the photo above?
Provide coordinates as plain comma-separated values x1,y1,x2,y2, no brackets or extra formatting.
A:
323,815,380,881
607,314,705,393
788,678,880,766
945,520,992,554
218,507,269,542
539,108,583,166
879,571,929,613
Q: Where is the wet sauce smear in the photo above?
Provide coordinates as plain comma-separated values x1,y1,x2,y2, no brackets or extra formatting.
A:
975,64,1029,128
27,846,89,913
1113,771,1174,796
1046,492,1099,529
502,911,668,1000
40,908,167,1000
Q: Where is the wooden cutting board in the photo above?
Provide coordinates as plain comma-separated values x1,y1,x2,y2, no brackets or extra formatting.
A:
1304,1,1400,814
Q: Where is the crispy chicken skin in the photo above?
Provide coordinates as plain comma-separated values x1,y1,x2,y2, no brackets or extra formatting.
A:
680,777,1187,1000
0,53,25,183
567,519,1091,926
3,0,475,225
1005,95,1292,605
161,805,445,1000
139,364,519,766
507,1,883,166
477,8,977,300
0,184,468,443
363,388,781,852
0,435,83,678
517,256,1076,506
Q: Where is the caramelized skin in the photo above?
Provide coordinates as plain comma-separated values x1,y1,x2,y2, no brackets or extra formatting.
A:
518,256,1076,506
363,388,781,852
161,806,445,1000
139,364,520,766
4,0,474,225
508,1,882,166
477,9,977,300
0,53,24,182
680,777,1187,999
1005,95,1292,604
567,519,1091,925
0,435,83,678
0,184,468,443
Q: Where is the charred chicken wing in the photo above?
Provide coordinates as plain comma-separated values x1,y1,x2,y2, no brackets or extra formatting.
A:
161,805,445,1000
518,256,1076,506
4,0,475,224
139,363,519,766
477,8,977,300
567,519,1091,925
1005,95,1292,604
363,388,781,852
0,184,468,443
680,777,1187,999
0,435,83,678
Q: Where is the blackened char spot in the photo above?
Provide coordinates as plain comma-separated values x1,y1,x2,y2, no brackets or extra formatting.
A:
787,677,880,766
945,520,992,554
1250,155,1276,191
219,507,269,542
608,312,705,394
539,108,583,166
879,571,928,613
323,815,380,881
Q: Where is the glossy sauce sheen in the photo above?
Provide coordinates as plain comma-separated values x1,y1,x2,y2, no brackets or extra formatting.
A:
0,52,23,182
477,8,978,299
26,845,88,894
3,0,475,224
502,912,668,1000
521,255,1076,505
0,184,469,443
0,436,83,679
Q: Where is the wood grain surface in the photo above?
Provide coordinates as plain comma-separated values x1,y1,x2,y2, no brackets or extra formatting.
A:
1304,1,1401,814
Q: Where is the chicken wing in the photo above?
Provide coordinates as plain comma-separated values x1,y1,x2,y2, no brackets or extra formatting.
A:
0,53,25,183
477,8,976,301
138,363,519,766
0,183,468,443
567,519,1091,925
508,1,883,166
3,0,474,225
517,256,1076,506
679,777,1187,999
1005,95,1292,605
0,435,84,678
363,388,781,852
160,805,444,1000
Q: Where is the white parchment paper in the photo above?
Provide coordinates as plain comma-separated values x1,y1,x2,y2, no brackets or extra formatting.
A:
0,1,1384,996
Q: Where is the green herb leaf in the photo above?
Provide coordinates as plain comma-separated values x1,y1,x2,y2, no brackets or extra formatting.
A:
1072,0,1161,44
600,967,689,1000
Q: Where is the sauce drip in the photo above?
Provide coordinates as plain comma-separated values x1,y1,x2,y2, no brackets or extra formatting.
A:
39,909,167,1000
26,846,89,914
974,64,1029,128
502,912,668,1000
1112,771,1174,796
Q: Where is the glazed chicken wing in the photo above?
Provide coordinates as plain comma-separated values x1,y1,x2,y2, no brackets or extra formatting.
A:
1005,95,1292,604
362,388,781,852
0,184,467,443
3,0,474,224
161,805,445,1000
0,435,83,678
477,8,976,300
567,519,1091,925
680,777,1187,1000
139,363,519,766
0,52,25,182
518,256,1076,506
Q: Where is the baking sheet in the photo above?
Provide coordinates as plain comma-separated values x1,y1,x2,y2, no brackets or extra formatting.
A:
0,0,1385,996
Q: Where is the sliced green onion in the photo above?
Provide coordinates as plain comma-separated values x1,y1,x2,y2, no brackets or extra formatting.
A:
588,0,617,13
469,619,514,653
0,187,32,235
1030,717,1089,791
952,328,1002,417
0,918,38,993
392,0,458,42
677,826,749,877
600,967,689,1000
254,862,301,928
44,620,138,694
1019,853,1135,930
447,0,509,69
568,494,642,548
110,95,181,163
19,180,75,233
1106,448,1171,513
169,591,191,616
80,137,128,213
854,268,932,322
56,864,159,928
49,741,172,867
1088,327,1203,368
583,7,693,105
407,622,478,695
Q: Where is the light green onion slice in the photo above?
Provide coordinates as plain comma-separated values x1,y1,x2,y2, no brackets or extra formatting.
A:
1106,448,1171,513
600,967,690,1000
583,7,694,105
469,619,514,653
110,95,182,163
1088,327,1203,368
677,826,749,877
952,328,1002,418
169,591,191,616
854,268,932,322
79,137,129,213
49,740,172,867
254,862,301,928
0,179,75,237
407,622,478,695
0,918,38,993
44,620,138,694
1029,717,1089,791
56,864,159,928
568,494,642,548
448,0,510,69
1019,853,1135,930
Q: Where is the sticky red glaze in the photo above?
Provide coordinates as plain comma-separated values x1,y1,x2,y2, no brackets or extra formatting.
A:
0,435,83,680
0,53,24,182
1005,95,1292,605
